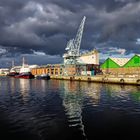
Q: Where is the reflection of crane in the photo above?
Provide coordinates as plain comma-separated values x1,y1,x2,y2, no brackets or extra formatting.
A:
61,81,87,139
63,16,86,65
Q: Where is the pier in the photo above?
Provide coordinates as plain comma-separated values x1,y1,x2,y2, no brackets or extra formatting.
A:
50,74,140,85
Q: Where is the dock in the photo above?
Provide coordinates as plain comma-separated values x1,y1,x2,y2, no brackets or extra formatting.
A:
50,74,140,85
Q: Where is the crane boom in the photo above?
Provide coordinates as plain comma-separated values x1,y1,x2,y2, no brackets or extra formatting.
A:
63,16,86,65
74,16,86,56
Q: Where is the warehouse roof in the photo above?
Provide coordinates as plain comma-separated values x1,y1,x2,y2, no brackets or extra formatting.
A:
110,57,130,66
136,54,140,57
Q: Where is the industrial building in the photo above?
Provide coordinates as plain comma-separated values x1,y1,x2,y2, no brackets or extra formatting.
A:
0,68,9,75
31,64,64,76
78,49,99,65
64,64,100,76
101,54,140,75
31,49,100,77
64,49,100,76
101,57,130,74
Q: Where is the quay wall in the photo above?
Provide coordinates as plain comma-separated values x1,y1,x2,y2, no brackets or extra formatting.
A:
50,75,140,85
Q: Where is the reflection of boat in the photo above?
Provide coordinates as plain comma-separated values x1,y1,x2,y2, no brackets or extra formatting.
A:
35,74,50,80
19,79,30,101
15,57,34,79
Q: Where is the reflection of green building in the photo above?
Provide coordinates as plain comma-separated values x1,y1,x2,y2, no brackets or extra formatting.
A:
101,55,140,74
131,92,140,102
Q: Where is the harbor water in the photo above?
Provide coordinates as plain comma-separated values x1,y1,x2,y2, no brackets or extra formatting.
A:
0,77,140,139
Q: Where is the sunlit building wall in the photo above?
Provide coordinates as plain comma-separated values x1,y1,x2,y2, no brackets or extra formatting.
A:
101,54,140,74
78,49,99,65
31,64,64,76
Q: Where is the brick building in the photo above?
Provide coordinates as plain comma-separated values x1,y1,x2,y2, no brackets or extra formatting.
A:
64,64,101,76
31,64,64,76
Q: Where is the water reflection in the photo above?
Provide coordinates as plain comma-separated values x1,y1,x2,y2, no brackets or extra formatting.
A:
40,80,46,93
80,83,101,106
130,86,140,102
19,79,30,101
131,91,140,102
1,78,140,139
9,78,17,94
104,84,140,100
60,81,87,139
30,79,45,93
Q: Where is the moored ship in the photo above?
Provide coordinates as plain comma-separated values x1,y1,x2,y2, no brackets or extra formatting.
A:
7,61,19,77
15,57,34,79
35,69,50,80
35,74,50,80
7,68,19,77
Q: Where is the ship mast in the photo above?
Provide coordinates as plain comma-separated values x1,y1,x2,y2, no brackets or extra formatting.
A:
12,60,15,68
22,57,25,67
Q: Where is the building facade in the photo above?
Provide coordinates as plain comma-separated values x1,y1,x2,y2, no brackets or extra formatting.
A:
64,64,101,76
31,64,64,76
122,54,140,74
101,55,140,75
0,68,9,75
78,49,99,65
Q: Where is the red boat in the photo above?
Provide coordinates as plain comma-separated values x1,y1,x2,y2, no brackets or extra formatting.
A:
7,61,19,77
15,72,34,79
15,57,34,79
7,68,19,77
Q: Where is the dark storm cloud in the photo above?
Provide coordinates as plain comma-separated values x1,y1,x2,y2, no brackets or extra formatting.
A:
0,0,140,66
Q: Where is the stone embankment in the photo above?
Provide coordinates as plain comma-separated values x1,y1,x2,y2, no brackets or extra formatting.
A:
50,74,140,85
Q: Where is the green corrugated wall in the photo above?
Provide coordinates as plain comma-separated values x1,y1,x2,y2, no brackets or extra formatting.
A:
101,58,120,69
124,55,140,67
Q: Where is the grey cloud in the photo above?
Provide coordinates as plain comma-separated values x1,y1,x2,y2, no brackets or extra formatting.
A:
98,2,140,38
0,0,140,67
0,53,63,67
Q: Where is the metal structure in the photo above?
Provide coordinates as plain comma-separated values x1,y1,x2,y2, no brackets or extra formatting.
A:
63,16,86,65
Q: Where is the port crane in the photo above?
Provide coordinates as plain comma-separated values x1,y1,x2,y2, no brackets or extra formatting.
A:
63,16,86,65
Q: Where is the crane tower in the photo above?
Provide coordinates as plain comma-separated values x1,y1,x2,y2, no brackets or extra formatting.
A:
63,16,86,65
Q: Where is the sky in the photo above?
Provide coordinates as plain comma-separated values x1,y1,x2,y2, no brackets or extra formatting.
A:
0,0,140,67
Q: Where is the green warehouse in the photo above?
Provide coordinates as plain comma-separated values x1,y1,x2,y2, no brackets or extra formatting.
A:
101,57,130,74
101,54,140,74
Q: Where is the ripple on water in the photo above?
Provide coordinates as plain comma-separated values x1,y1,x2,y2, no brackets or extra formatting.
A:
0,79,140,139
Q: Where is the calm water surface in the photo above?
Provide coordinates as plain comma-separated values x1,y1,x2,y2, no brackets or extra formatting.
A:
0,77,140,139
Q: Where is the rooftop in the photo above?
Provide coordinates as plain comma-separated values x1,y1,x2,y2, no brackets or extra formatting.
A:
110,57,130,66
81,49,99,57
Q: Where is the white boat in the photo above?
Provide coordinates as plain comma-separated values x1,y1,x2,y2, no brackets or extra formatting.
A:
7,61,19,77
15,57,34,79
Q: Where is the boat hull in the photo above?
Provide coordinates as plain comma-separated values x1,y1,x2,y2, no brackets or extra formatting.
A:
15,72,34,79
7,72,19,77
35,74,50,80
